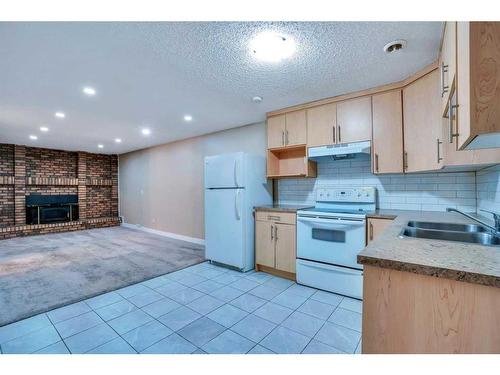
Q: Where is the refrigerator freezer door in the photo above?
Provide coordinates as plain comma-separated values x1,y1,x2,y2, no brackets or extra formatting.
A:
205,188,245,269
204,152,245,189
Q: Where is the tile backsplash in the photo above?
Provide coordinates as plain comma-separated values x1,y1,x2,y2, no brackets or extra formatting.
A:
278,155,479,212
477,164,500,215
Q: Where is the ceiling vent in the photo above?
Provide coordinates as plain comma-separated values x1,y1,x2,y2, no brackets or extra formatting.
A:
383,40,407,54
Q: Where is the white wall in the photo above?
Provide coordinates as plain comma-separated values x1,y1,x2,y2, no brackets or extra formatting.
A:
119,122,266,240
477,164,500,215
278,154,478,212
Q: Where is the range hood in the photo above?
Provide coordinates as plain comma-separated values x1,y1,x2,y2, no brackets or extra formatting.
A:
308,141,371,160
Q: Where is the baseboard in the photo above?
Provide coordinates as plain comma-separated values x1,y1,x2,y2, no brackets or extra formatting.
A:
121,222,205,246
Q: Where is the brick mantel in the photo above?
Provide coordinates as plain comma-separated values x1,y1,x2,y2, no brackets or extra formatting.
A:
0,143,120,239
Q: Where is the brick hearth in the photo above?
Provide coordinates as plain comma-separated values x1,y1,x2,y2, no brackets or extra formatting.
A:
0,143,120,239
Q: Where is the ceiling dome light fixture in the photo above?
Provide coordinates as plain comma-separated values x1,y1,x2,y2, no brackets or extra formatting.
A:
55,112,65,119
40,126,49,132
141,128,151,136
183,115,193,122
115,138,122,143
250,31,296,63
98,144,104,149
82,86,97,96
252,96,263,103
29,135,38,140
383,39,407,54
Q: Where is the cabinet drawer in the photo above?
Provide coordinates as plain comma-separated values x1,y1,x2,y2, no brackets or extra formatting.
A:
255,211,296,225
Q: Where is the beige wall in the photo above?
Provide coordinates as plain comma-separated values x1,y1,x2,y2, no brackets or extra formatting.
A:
119,122,267,240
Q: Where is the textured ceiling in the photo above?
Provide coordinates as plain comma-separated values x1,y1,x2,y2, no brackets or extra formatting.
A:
0,22,443,154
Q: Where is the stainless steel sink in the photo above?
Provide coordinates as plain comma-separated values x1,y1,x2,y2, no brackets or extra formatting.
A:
401,227,500,246
407,221,488,233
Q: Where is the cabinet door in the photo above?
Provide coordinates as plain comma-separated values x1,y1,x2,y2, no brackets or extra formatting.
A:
367,218,393,245
255,220,275,268
440,21,456,114
336,96,372,143
285,110,307,146
456,22,471,150
372,90,403,174
267,115,286,148
274,223,296,274
403,69,443,173
307,103,336,147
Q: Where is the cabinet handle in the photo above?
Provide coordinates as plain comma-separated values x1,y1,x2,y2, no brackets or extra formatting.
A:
375,153,379,173
369,222,374,241
437,138,443,163
403,151,408,171
448,99,460,144
267,215,281,221
338,125,342,143
440,61,449,97
270,224,274,240
274,225,278,240
285,130,289,145
332,126,336,143
281,131,285,146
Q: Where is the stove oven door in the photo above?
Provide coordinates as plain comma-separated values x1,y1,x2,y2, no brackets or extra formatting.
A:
297,215,366,269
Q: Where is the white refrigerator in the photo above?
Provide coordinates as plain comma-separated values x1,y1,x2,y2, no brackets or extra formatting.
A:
204,152,272,271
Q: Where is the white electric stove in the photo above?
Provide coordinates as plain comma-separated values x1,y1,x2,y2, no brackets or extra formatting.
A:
296,187,376,300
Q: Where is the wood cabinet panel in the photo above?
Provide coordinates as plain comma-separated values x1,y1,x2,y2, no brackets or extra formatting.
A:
440,22,456,114
336,96,372,143
285,110,307,146
362,265,500,353
267,115,286,148
274,223,296,274
255,220,275,268
403,69,443,173
372,90,403,174
456,22,472,149
367,218,393,245
307,103,336,147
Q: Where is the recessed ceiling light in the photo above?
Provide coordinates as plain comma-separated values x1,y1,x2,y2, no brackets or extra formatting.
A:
98,144,104,149
82,86,96,96
252,96,263,103
29,135,38,140
383,40,407,54
55,112,65,119
115,138,122,143
141,128,151,136
183,115,193,122
250,31,296,63
40,126,49,132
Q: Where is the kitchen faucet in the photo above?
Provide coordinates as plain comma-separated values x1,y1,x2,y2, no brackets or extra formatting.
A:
446,208,500,235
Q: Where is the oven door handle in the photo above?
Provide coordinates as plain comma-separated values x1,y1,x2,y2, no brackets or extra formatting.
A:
297,216,365,226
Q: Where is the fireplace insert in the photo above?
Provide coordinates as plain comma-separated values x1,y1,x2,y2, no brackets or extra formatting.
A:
26,194,79,225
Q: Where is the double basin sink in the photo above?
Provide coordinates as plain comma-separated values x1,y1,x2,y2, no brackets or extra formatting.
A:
401,221,500,246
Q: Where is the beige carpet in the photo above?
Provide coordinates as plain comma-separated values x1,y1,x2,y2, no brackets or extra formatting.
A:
0,226,205,326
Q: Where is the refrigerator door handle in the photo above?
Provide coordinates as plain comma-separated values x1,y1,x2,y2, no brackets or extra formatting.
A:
235,189,241,220
234,159,240,187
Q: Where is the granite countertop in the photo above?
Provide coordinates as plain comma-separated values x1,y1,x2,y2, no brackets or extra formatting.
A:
358,210,500,288
254,204,313,213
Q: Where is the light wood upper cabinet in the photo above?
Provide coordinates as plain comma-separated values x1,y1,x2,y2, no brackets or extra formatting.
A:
285,110,307,146
440,22,456,115
403,69,443,173
456,22,500,150
372,90,404,174
307,103,337,147
336,96,372,143
267,115,286,148
274,223,296,274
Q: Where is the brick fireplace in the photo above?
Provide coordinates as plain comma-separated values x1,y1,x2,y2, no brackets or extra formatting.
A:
0,143,120,239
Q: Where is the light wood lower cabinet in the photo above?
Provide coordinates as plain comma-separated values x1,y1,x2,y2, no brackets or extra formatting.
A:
255,211,296,280
362,265,500,353
366,217,394,245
